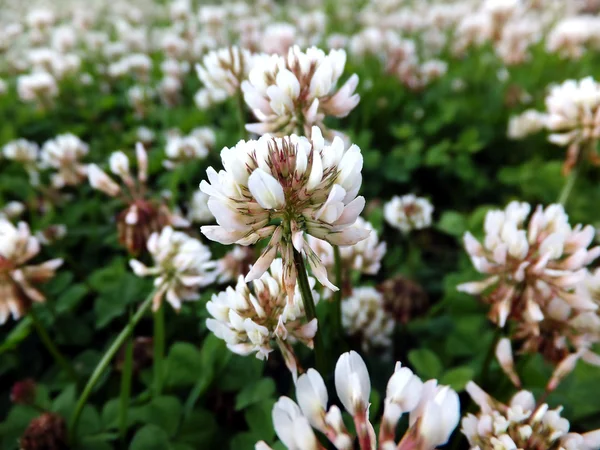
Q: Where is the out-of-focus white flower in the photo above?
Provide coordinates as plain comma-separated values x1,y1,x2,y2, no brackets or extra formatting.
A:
164,128,214,169
384,194,433,233
256,350,460,450
462,381,600,450
200,127,369,300
40,134,89,188
543,77,600,172
260,23,297,55
308,217,386,277
206,258,318,376
196,47,255,101
187,190,214,224
130,226,216,311
242,46,359,137
3,139,38,165
508,109,548,139
458,201,600,364
546,16,600,59
0,202,25,220
342,287,395,351
128,85,155,118
194,88,228,110
136,126,155,145
17,72,58,104
0,219,63,324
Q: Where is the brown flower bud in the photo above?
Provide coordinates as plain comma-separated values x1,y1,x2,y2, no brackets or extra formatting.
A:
10,378,37,405
20,413,68,450
378,275,429,324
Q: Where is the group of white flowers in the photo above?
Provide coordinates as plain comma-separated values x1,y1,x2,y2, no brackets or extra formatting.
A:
2,0,600,448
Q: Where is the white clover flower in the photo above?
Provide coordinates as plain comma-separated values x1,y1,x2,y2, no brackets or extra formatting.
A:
130,226,216,311
462,382,600,450
17,72,58,104
215,246,254,284
200,127,369,300
308,217,386,277
507,109,548,139
384,194,433,233
194,88,228,110
0,202,25,220
241,45,359,137
458,201,600,359
187,190,214,224
195,46,256,101
542,77,600,171
342,287,395,351
163,128,214,169
0,219,63,324
206,258,318,374
3,139,38,164
40,133,89,188
260,23,297,55
257,350,460,450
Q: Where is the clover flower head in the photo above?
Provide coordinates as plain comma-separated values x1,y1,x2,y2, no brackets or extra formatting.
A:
130,226,216,311
342,286,395,351
384,194,433,233
200,126,369,301
40,133,89,188
462,382,600,450
0,219,63,324
242,45,359,138
257,351,460,450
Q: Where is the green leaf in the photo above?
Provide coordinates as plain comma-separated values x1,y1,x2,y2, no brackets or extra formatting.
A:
436,211,467,237
235,378,275,411
177,409,217,446
101,399,120,430
440,366,475,392
229,432,262,450
408,349,443,379
245,399,276,440
130,396,182,437
56,284,89,313
51,385,77,418
0,317,32,354
164,342,203,388
219,355,263,392
129,424,172,450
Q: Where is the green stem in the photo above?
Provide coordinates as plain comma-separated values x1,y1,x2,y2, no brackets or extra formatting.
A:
153,306,165,398
70,291,154,442
293,249,326,373
558,163,579,206
29,307,78,382
236,88,247,140
481,328,502,387
118,336,133,442
333,245,343,340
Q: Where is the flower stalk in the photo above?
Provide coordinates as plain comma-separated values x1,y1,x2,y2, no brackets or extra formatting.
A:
70,290,154,441
293,248,326,373
153,306,165,397
118,336,133,442
332,245,343,340
29,307,78,383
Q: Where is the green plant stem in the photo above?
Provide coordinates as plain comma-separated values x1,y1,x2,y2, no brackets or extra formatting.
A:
29,307,78,383
118,336,133,442
70,291,154,442
481,328,502,387
332,245,343,340
236,88,247,140
558,163,580,206
153,305,165,398
293,249,326,373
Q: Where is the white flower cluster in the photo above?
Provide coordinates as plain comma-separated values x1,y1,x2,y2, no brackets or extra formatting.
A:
206,258,318,375
341,286,395,351
384,194,434,233
0,219,63,324
242,46,359,137
256,351,460,450
507,109,548,140
40,133,89,188
195,46,256,102
186,190,214,224
130,226,217,311
164,127,215,169
459,201,600,362
462,382,600,450
200,127,369,300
